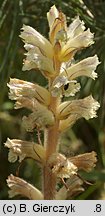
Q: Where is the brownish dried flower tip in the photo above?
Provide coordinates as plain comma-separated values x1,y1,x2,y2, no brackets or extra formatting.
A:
7,174,43,199
69,151,97,172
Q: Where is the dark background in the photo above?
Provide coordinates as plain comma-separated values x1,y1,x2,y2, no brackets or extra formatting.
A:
0,0,105,199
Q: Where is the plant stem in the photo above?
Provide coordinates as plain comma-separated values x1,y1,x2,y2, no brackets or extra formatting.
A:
43,95,60,199
43,51,61,199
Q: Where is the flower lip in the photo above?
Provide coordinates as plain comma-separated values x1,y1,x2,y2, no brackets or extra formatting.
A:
51,75,80,97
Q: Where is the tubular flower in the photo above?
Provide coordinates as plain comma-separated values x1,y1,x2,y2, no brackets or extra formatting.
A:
4,138,46,163
8,78,51,106
7,174,43,200
20,25,56,78
59,29,94,62
69,151,97,172
20,25,53,59
7,78,55,129
61,55,100,80
22,46,56,77
57,95,100,120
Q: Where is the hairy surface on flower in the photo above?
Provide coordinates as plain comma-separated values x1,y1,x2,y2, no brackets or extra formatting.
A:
8,78,51,106
51,75,80,97
57,95,100,120
48,153,78,178
55,175,84,200
61,55,100,80
20,24,53,59
7,174,43,199
5,138,46,163
69,151,97,172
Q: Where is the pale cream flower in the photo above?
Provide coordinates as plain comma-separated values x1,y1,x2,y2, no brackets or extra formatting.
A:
51,75,80,97
20,24,53,59
62,55,100,80
8,78,51,106
67,16,85,39
55,175,84,200
47,6,93,63
4,138,46,163
59,28,94,62
57,95,100,120
7,174,43,199
48,153,77,179
22,46,56,77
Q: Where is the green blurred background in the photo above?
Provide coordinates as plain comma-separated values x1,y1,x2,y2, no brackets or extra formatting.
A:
0,0,105,199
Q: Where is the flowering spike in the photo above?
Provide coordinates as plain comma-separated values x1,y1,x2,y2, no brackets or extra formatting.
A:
6,5,100,200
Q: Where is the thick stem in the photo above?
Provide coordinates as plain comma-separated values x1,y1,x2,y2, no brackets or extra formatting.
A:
43,47,61,199
43,96,60,199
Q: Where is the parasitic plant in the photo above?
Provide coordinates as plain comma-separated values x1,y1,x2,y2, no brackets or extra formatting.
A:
5,5,100,200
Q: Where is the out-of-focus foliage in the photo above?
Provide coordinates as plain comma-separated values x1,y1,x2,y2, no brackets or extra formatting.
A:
0,0,105,199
